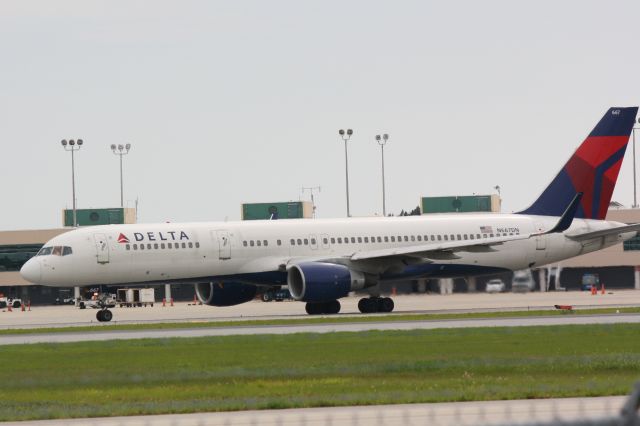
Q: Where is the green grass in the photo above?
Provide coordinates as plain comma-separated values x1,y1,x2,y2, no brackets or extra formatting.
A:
1,323,640,421
1,306,639,336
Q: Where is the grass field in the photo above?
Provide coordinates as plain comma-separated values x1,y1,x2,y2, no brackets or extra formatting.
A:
1,306,638,335
1,323,640,421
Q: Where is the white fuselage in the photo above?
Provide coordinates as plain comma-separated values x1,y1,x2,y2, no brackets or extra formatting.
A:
20,213,633,288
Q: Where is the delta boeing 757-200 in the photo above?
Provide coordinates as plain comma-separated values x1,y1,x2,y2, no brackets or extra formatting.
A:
20,107,640,321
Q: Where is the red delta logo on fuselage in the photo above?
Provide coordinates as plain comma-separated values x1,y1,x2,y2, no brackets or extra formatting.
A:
117,233,130,244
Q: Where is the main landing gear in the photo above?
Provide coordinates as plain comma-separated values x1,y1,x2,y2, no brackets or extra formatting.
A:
358,297,394,313
305,300,341,315
96,309,113,322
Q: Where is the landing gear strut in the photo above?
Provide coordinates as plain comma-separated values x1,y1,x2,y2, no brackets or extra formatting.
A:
305,300,341,315
358,297,394,313
96,309,113,322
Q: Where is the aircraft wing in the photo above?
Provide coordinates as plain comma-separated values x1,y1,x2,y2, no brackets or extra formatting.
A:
565,223,640,241
349,233,532,261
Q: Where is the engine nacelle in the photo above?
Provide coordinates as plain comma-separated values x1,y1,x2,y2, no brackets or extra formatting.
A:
195,281,257,306
287,262,366,302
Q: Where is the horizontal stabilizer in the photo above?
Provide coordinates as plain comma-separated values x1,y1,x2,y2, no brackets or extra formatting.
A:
566,223,640,241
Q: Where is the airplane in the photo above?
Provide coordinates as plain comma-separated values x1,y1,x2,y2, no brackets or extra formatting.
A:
20,106,640,322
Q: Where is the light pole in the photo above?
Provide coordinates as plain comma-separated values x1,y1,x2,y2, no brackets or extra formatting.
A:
375,133,389,216
61,139,83,227
339,129,353,217
633,119,640,208
111,143,131,208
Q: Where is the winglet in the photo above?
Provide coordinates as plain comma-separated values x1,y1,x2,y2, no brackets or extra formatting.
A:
539,192,583,235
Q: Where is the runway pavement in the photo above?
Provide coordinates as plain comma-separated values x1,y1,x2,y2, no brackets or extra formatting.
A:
3,312,640,345
1,290,638,329
0,395,629,425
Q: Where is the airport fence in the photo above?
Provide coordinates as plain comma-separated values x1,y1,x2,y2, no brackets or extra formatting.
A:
7,384,640,426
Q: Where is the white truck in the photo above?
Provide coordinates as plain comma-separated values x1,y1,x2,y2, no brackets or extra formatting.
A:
0,297,22,309
117,288,155,307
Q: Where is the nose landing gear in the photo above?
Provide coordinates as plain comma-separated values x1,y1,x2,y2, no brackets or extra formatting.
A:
96,309,113,322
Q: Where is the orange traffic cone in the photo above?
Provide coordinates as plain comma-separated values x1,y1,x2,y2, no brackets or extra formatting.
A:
391,286,397,296
601,283,605,295
591,285,596,295
21,303,25,312
7,303,12,312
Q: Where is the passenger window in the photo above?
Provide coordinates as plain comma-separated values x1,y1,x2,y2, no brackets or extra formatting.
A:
263,240,268,246
297,239,303,245
357,237,362,243
384,236,389,242
154,243,159,249
304,239,309,245
437,235,442,241
188,242,193,248
243,241,248,247
148,244,152,249
470,235,474,240
290,239,295,245
371,236,376,242
323,238,328,244
168,243,173,249
463,234,467,240
431,235,435,241
250,241,255,247
490,233,494,238
450,235,455,241
364,237,369,243
133,244,138,250
411,236,415,241
161,243,166,249
63,246,73,256
351,237,356,243
257,240,262,247
331,238,336,244
477,234,481,239
444,235,449,241
391,236,396,242
277,239,282,246
397,236,402,242
404,236,409,242
140,244,145,250
182,243,186,248
337,237,342,243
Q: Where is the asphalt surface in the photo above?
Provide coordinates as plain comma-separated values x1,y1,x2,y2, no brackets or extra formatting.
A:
1,396,629,425
1,290,638,329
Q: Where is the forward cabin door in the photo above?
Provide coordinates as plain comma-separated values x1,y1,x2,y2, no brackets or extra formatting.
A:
534,221,546,250
213,230,231,260
93,233,110,264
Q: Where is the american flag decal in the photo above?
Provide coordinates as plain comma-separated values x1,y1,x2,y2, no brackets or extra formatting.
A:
480,226,493,234
117,233,130,243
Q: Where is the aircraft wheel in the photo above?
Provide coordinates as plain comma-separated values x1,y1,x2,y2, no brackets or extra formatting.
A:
380,297,394,313
96,310,104,322
358,297,377,313
325,300,341,314
305,302,322,315
102,310,113,322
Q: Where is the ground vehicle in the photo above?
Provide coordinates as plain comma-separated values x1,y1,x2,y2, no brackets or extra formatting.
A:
0,297,22,309
261,288,292,302
512,270,535,293
485,279,506,293
582,273,600,291
117,288,155,307
78,295,116,309
55,297,75,305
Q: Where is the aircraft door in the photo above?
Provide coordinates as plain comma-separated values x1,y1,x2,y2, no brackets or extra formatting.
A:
534,221,546,250
214,230,231,260
93,233,110,264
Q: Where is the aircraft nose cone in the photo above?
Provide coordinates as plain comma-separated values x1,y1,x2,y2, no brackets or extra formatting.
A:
20,258,41,284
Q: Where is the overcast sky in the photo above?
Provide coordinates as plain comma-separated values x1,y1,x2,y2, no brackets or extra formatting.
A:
3,1,640,230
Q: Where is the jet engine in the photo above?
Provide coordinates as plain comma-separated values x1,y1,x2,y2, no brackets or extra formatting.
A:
287,262,367,302
194,281,257,306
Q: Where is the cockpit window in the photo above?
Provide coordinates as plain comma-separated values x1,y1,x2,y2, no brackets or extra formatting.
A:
37,246,72,256
38,247,53,256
